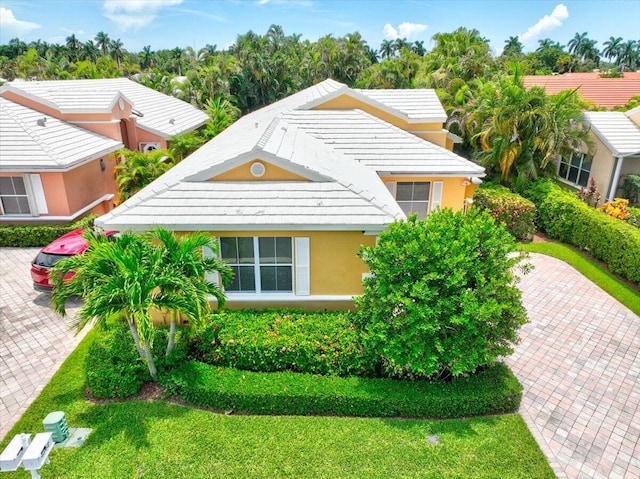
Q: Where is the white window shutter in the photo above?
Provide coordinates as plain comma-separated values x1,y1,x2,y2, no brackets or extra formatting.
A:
28,174,48,214
385,181,397,198
431,181,443,211
202,245,219,286
295,237,310,296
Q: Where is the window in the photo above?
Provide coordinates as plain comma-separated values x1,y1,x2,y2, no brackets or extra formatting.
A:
220,237,293,293
396,182,431,217
0,176,30,215
558,153,592,187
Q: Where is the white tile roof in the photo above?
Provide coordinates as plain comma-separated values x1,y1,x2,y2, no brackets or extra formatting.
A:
0,97,122,171
97,79,483,231
585,111,640,157
281,109,484,176
354,88,447,122
1,78,208,138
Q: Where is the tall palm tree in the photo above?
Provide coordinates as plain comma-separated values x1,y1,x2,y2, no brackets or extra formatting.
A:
567,32,588,55
602,36,623,62
617,40,639,71
412,40,426,56
171,47,184,75
65,34,82,62
198,43,217,62
109,38,124,68
139,45,153,69
379,39,394,59
95,31,111,56
151,228,231,356
80,40,100,62
51,232,204,380
502,36,523,57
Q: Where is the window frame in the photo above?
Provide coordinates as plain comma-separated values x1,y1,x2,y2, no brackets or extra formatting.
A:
557,152,592,187
0,176,31,216
219,236,294,294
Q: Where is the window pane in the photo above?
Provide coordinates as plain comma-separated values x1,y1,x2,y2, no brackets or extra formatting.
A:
581,158,592,173
239,265,256,291
568,166,579,183
238,237,254,264
260,266,276,291
0,177,14,195
276,237,292,263
276,266,293,291
1,197,20,214
412,202,428,218
578,170,590,187
12,177,26,195
570,154,582,168
220,237,237,263
17,197,30,214
397,201,413,215
558,161,569,179
259,237,276,263
396,182,414,201
226,266,241,291
413,182,430,200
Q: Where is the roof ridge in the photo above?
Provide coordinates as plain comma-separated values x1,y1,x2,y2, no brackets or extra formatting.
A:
256,116,282,149
0,100,65,166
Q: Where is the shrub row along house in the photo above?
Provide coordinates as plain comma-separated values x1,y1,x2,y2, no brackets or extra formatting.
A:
97,79,486,309
0,79,207,223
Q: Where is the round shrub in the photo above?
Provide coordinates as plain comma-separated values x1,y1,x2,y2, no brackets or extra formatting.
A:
85,324,148,398
474,184,536,241
355,209,529,379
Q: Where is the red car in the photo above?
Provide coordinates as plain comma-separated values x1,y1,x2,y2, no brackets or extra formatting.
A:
30,229,116,292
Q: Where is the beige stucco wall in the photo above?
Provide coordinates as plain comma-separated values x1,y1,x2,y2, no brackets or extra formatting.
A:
379,175,476,211
210,160,310,181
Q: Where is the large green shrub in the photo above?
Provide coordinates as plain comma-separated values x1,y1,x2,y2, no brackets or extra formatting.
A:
85,324,148,398
161,361,522,419
523,179,640,282
190,310,374,377
0,214,96,247
473,184,536,241
355,209,529,380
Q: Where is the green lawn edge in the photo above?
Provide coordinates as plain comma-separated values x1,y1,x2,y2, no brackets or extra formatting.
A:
519,242,640,316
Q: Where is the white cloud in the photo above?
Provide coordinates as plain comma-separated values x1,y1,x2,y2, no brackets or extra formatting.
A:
0,7,40,35
519,4,569,44
103,0,184,29
383,22,427,40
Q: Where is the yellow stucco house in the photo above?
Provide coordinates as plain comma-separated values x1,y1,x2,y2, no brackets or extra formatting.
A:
96,79,485,309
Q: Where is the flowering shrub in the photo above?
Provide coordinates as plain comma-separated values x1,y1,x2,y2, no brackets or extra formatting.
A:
473,185,536,241
576,178,602,207
189,309,375,377
599,198,630,220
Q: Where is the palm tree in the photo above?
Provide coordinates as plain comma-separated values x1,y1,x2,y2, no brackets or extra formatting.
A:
65,34,82,62
80,40,99,62
203,96,240,138
412,40,426,56
567,32,588,55
51,231,205,380
602,36,623,62
171,47,184,75
109,38,124,68
617,40,639,71
114,149,174,201
139,45,154,69
380,39,394,59
502,36,523,57
198,43,217,62
95,31,111,56
151,228,231,356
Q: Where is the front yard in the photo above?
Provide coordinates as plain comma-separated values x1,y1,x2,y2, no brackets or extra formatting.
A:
1,329,554,478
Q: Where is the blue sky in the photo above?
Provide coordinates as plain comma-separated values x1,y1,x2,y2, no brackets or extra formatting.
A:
1,0,639,55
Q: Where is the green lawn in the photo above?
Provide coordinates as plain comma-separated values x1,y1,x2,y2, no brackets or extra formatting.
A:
520,241,640,316
1,330,554,479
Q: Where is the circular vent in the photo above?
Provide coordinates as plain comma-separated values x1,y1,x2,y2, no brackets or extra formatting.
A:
250,161,266,177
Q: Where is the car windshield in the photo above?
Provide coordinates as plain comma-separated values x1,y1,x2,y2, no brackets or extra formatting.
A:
33,252,73,268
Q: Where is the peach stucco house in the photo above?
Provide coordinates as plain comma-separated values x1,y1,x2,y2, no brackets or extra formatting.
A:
0,78,208,224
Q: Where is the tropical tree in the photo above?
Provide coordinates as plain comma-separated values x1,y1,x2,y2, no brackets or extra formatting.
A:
567,32,588,56
151,228,231,356
95,31,111,56
602,36,623,62
617,40,640,71
51,231,206,380
139,45,154,69
379,39,395,59
80,40,100,62
65,34,82,62
412,40,426,56
453,64,591,185
502,36,523,57
202,96,240,138
114,149,174,201
109,38,125,68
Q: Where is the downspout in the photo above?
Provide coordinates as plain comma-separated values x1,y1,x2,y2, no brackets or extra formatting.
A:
607,156,624,201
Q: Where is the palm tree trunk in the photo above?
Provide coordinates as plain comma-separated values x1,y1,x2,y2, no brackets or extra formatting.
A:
144,338,158,381
127,320,145,359
166,311,177,357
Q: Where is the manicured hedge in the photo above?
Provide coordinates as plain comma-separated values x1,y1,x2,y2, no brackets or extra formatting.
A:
161,361,522,418
473,184,536,241
0,214,97,247
190,310,375,377
523,180,640,283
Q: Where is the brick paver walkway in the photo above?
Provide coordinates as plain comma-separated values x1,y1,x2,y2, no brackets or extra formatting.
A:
0,248,638,478
507,253,640,479
0,247,87,441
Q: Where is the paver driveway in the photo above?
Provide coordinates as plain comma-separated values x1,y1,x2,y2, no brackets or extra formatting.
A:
0,248,638,479
507,253,639,479
0,247,87,441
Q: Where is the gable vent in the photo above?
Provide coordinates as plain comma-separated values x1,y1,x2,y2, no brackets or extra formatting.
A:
250,162,266,178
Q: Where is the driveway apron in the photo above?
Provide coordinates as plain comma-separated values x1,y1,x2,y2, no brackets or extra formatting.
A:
0,247,87,441
508,253,639,479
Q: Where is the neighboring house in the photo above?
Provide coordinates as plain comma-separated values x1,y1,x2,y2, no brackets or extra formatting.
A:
0,78,208,224
97,79,485,309
523,72,640,109
581,107,640,200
